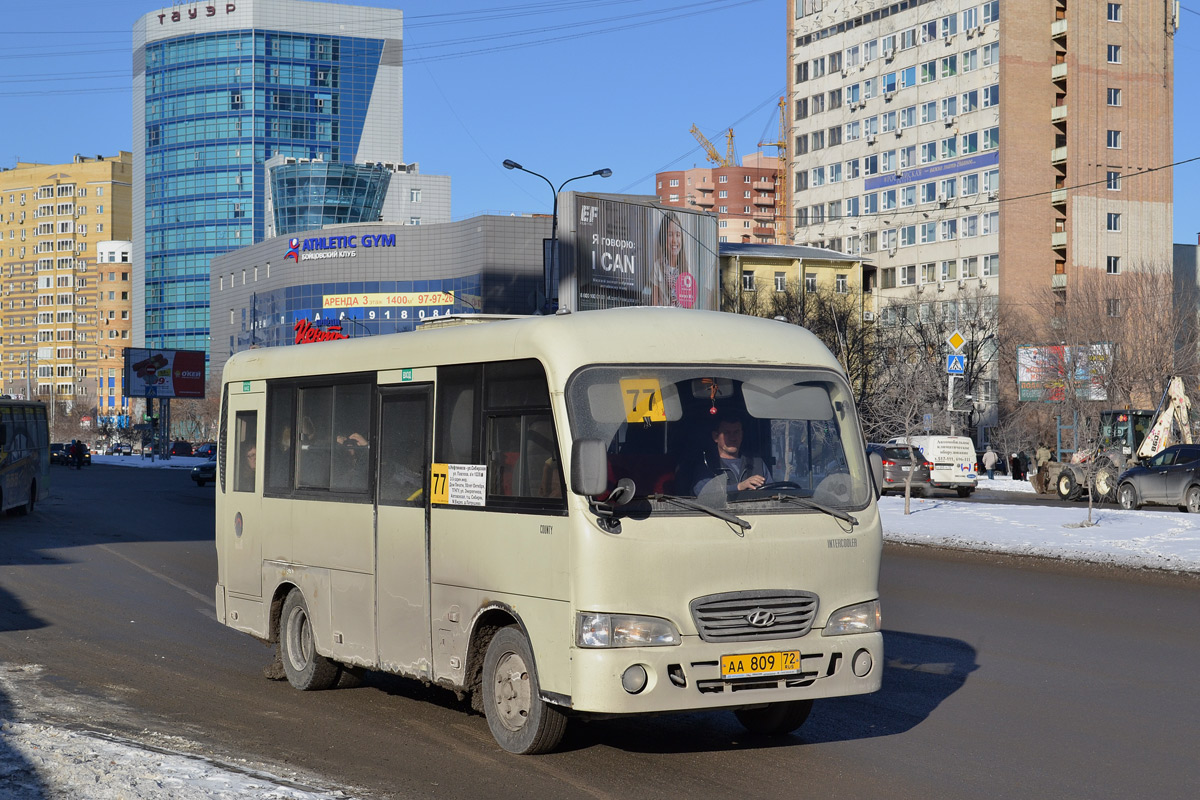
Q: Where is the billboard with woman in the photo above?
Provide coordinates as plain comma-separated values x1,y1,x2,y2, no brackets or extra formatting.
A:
558,192,717,311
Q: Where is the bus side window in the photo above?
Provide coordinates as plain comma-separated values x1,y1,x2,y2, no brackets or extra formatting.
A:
265,386,295,492
234,411,258,493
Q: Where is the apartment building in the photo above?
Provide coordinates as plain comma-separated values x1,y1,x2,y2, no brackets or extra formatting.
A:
787,0,1173,320
657,153,783,244
0,154,133,417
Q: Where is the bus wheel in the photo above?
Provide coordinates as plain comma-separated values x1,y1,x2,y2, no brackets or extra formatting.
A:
280,589,340,691
13,483,34,516
481,626,567,755
734,699,814,735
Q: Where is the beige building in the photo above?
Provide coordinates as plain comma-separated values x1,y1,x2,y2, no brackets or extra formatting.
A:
0,153,134,420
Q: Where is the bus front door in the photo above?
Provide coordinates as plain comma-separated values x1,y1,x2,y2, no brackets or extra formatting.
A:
374,385,434,678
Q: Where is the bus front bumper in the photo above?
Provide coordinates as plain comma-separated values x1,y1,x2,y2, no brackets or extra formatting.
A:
563,630,882,715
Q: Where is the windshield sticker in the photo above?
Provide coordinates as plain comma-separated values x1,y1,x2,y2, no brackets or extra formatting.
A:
431,463,486,506
620,378,667,424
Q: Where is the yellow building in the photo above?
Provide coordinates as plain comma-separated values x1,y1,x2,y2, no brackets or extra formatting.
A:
719,242,874,318
0,153,133,425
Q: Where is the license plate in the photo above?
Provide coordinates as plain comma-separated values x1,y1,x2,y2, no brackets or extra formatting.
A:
720,650,801,679
900,465,911,472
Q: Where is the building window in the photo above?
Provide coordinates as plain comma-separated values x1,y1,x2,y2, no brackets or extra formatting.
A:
1107,45,1121,64
983,254,999,277
1108,3,1122,22
1107,171,1122,190
1107,213,1121,232
835,274,848,294
669,179,679,187
775,272,786,292
1107,256,1121,274
1107,130,1122,149
1107,88,1122,106
409,217,421,226
804,273,817,292
719,175,728,183
1106,298,1122,316
742,270,755,291
410,189,422,202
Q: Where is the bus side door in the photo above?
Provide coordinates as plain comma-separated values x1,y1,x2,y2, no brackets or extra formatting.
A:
374,383,434,678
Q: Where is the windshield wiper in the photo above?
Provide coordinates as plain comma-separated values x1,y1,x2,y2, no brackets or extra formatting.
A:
732,493,858,526
646,493,752,531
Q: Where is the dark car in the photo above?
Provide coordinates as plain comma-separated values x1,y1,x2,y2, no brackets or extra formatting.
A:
191,455,217,487
50,443,67,465
1116,444,1200,512
868,443,934,496
193,442,217,459
169,441,193,457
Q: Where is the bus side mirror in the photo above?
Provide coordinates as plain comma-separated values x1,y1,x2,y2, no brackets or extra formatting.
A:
869,451,884,499
570,439,609,497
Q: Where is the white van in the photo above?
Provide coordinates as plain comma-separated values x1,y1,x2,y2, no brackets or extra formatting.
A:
887,435,978,496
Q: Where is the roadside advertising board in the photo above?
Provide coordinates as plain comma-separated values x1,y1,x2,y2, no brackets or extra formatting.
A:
123,348,207,399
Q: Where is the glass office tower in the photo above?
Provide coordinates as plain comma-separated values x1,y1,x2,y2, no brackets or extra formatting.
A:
132,0,404,354
268,158,391,237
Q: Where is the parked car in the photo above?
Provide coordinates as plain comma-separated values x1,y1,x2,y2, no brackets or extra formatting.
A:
191,455,217,487
1116,444,1200,512
868,442,934,497
118,443,132,455
169,441,193,457
50,443,67,465
193,442,217,459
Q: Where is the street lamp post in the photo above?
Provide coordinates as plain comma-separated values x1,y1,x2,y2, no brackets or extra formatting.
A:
502,159,612,312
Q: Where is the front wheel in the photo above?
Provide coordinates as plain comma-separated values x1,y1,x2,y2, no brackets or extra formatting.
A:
1118,483,1140,511
481,626,567,755
734,699,814,735
1056,471,1081,501
1186,486,1200,514
1093,460,1118,504
280,589,341,691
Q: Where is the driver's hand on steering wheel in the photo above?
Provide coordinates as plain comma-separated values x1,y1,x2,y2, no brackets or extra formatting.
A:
738,474,766,491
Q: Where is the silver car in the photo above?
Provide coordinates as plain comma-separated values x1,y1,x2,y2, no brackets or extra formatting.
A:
868,444,934,497
1116,444,1200,512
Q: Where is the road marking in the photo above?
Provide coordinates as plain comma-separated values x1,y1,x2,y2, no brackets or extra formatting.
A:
97,544,214,608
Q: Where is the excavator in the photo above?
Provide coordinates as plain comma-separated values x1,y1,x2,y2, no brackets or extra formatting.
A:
1046,377,1193,502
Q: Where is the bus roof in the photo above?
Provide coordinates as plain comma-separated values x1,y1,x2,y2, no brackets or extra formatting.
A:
221,307,846,387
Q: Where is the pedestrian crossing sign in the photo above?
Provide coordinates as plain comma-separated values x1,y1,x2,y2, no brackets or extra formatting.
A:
947,354,966,374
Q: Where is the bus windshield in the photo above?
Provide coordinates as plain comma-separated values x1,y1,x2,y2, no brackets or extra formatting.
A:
565,365,870,511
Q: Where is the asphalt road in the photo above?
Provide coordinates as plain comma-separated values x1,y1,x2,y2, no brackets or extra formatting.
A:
1,465,1197,799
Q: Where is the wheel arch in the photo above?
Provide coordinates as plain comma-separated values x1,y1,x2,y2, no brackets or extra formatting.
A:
267,580,301,645
465,602,540,713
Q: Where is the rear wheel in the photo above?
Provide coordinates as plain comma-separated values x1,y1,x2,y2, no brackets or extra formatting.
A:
1056,471,1081,501
481,626,567,755
1186,486,1200,515
10,483,34,516
1117,483,1140,511
955,486,972,498
734,700,814,735
1092,459,1118,504
280,589,341,691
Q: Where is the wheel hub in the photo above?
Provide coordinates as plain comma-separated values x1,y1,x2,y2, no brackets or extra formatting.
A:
492,652,531,732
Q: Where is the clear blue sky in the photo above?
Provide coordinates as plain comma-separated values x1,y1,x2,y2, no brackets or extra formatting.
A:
1,0,1197,241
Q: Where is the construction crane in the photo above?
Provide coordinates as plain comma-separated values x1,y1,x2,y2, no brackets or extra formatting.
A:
756,96,790,241
690,124,736,167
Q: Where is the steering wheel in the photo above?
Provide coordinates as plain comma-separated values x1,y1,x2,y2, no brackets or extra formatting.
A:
760,481,802,490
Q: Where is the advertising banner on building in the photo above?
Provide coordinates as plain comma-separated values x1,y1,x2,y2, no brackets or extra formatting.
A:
558,192,718,311
123,348,206,399
1017,343,1112,402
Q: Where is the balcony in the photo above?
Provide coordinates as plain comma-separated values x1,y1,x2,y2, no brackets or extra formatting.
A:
754,178,776,190
1051,231,1067,248
1051,146,1067,164
753,195,775,206
1051,273,1067,289
753,208,776,222
1050,104,1067,122
752,226,776,237
1051,62,1068,81
1051,189,1066,204
692,195,714,208
1051,19,1068,38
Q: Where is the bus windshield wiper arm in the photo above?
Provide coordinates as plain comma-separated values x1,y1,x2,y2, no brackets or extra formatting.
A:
751,493,858,525
646,493,752,530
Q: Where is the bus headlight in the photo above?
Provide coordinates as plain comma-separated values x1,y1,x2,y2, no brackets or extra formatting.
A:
577,613,681,648
822,600,881,636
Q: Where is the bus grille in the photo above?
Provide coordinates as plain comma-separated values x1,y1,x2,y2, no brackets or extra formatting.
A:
689,590,819,643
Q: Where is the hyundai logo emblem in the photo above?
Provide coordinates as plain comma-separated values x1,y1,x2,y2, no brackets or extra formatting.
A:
746,609,776,627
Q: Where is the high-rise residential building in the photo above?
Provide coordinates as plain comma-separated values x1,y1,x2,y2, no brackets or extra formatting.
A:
787,0,1174,334
657,153,783,244
0,154,133,417
133,0,406,355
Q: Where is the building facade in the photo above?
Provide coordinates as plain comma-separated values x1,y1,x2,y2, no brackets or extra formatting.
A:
133,0,406,355
788,0,1174,421
0,154,133,417
209,216,551,378
657,153,783,244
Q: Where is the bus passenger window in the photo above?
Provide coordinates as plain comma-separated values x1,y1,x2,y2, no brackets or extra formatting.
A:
297,386,332,489
331,383,371,493
378,392,428,506
234,411,257,493
265,386,294,492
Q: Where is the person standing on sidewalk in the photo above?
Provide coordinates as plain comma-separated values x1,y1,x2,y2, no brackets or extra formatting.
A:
983,447,998,480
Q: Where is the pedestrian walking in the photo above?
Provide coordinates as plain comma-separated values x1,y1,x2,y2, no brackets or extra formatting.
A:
983,446,998,480
1034,443,1052,493
72,440,83,470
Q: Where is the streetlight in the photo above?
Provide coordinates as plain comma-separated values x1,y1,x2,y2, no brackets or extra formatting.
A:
502,159,612,312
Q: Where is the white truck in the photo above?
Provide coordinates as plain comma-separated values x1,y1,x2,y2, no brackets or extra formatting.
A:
887,435,978,497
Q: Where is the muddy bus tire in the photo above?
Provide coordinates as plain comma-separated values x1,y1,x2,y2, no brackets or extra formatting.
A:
280,589,341,691
481,626,567,755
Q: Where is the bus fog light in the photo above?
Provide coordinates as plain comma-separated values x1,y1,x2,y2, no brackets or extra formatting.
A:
621,665,648,694
822,600,881,636
852,649,873,677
